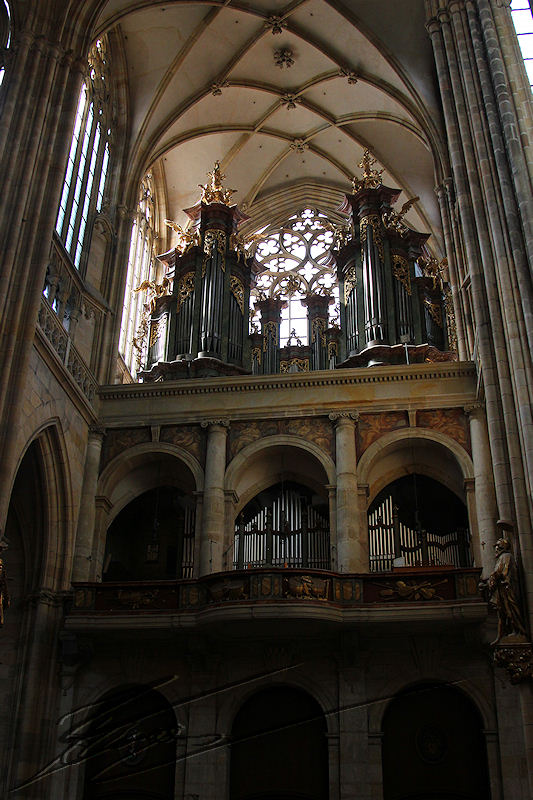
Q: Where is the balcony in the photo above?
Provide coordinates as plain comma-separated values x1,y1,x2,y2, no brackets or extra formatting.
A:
66,565,485,632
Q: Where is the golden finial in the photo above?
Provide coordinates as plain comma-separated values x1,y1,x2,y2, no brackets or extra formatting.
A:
199,161,236,206
352,149,384,192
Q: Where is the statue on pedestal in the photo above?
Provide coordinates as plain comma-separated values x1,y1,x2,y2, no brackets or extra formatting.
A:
480,521,527,644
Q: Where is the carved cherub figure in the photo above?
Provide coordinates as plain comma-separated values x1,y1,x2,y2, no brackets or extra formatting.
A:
480,522,527,644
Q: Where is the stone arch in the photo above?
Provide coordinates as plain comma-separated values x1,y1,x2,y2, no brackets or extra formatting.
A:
98,441,204,517
225,434,335,511
81,683,177,800
357,427,474,505
95,442,203,579
380,680,491,800
367,675,496,738
8,420,74,590
358,428,478,569
224,435,335,569
228,682,331,800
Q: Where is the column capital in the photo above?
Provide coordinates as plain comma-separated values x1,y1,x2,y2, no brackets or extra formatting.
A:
88,424,106,439
464,402,484,417
200,418,230,429
329,410,359,424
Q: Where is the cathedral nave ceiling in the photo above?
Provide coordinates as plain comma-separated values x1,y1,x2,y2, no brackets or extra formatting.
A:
93,0,444,248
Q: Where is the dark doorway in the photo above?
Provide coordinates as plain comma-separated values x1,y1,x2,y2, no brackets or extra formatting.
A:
83,685,176,800
382,683,491,800
230,686,328,800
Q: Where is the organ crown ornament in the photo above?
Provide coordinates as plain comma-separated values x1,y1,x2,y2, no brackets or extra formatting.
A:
199,161,236,206
352,149,384,192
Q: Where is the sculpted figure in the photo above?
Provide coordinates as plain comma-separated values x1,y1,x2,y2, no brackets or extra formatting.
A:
480,524,527,644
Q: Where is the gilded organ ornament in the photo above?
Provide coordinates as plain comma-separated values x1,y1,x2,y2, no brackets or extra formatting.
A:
392,254,411,294
203,229,227,274
176,272,195,312
352,149,383,191
164,219,201,253
230,275,245,314
199,161,236,206
360,214,384,262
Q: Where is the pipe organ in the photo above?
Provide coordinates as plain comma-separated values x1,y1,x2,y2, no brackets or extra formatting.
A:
137,155,456,380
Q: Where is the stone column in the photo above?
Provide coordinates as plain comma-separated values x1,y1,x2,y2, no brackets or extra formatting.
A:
465,403,498,576
330,412,363,571
200,420,229,575
72,426,105,582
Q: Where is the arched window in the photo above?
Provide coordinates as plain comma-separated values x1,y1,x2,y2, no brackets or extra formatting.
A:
0,0,11,89
250,208,342,345
368,474,471,572
511,0,533,89
119,174,157,376
234,481,330,570
55,38,111,270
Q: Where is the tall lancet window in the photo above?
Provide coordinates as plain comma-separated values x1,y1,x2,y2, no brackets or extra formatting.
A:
55,38,112,270
0,0,11,89
511,0,533,89
119,175,157,377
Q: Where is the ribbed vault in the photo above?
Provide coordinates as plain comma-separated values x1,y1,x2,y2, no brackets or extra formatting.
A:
92,0,445,247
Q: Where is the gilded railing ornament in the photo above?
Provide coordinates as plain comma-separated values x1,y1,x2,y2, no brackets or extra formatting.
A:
199,161,236,206
479,522,533,683
352,149,383,192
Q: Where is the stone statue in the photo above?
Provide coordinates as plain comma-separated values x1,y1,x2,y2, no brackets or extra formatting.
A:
0,558,10,626
480,522,527,644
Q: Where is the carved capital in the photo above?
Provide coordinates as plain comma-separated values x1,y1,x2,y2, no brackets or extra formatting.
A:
464,402,484,418
329,411,359,424
200,419,230,429
493,642,533,684
88,424,106,440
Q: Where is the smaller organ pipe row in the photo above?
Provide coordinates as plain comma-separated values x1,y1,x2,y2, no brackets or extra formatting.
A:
368,493,471,573
234,487,330,570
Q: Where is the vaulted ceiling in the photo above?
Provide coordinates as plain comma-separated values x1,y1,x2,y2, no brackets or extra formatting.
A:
94,0,445,250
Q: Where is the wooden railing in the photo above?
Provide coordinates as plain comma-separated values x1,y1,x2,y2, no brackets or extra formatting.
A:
70,566,482,614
